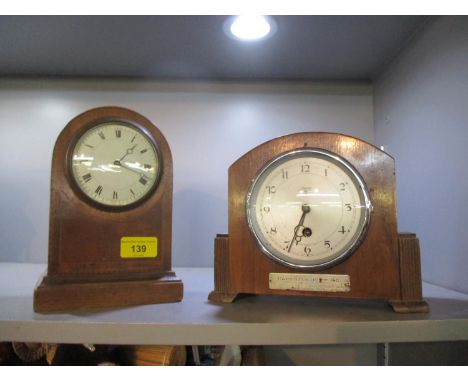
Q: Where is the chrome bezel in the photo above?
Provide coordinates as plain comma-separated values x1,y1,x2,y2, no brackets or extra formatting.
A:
246,147,372,270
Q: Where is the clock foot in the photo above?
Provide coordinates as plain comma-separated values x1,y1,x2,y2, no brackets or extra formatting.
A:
388,299,430,313
208,291,238,303
208,234,237,304
390,233,429,313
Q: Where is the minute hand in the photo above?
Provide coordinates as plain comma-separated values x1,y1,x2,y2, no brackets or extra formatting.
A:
114,160,152,179
287,204,311,252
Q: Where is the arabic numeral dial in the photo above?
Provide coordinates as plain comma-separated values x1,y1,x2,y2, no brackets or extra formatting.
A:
247,148,372,270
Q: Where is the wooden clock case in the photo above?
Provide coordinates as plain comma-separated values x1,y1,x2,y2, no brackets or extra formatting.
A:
34,107,183,313
208,132,428,313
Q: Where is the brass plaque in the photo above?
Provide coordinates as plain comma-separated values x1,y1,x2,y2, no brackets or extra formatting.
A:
269,273,351,292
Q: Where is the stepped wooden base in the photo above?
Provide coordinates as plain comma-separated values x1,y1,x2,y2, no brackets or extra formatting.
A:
209,291,429,313
208,233,429,313
34,275,183,313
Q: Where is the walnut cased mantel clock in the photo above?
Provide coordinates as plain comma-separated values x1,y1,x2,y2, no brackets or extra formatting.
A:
208,132,428,313
34,106,183,313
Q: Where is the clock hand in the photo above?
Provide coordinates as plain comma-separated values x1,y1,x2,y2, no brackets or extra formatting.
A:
118,144,137,162
287,204,311,253
113,160,152,179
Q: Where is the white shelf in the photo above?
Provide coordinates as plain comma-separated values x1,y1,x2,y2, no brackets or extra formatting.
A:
1,262,468,345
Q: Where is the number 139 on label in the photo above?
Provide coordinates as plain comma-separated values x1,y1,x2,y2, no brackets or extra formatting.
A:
120,237,158,258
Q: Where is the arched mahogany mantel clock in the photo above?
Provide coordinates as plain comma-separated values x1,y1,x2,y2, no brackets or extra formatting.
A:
34,106,183,313
209,132,428,313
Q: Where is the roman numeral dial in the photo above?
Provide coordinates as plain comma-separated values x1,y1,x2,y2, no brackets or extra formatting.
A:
71,122,161,207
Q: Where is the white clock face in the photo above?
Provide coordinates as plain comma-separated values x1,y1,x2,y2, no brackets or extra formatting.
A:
246,148,372,270
71,122,160,207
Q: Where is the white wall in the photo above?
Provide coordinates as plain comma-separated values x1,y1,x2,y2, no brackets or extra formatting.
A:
374,16,468,293
0,79,373,267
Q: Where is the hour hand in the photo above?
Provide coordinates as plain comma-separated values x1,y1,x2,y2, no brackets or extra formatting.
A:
118,144,137,162
287,204,311,252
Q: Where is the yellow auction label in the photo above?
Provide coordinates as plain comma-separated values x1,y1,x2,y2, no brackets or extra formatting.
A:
120,237,158,258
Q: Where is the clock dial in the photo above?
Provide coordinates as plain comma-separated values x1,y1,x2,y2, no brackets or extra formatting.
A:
246,148,372,270
71,122,160,207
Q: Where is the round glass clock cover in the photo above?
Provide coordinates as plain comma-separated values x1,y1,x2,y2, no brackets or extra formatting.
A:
71,122,161,207
246,148,372,270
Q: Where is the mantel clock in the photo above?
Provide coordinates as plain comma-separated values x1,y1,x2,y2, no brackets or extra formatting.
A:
34,106,183,313
209,132,428,313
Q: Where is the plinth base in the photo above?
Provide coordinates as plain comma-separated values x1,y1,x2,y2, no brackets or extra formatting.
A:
34,275,183,313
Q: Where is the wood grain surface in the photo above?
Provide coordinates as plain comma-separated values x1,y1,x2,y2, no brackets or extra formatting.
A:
228,132,400,299
210,133,427,311
34,107,183,312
